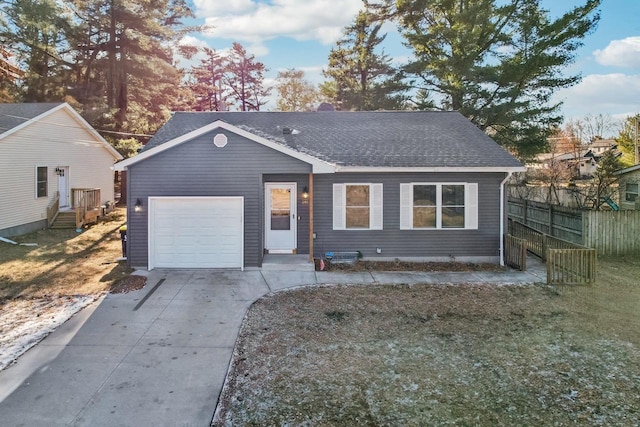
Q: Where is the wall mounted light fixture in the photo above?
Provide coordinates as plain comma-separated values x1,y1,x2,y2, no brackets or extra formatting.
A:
302,186,309,199
134,198,143,212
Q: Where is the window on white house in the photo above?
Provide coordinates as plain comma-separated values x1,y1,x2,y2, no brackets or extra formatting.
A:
36,166,48,198
626,183,639,202
333,183,383,230
400,183,478,230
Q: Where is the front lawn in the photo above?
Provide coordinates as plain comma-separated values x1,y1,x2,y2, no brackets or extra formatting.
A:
0,209,141,370
215,257,640,426
0,208,130,301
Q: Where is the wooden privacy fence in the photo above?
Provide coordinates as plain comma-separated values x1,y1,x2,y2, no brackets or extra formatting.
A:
508,198,582,244
509,197,640,255
509,219,596,285
583,210,640,255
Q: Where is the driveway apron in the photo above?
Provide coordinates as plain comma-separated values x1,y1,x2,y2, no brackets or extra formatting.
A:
0,270,270,427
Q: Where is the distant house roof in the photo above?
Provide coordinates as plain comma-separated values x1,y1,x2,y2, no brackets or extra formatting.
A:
0,102,122,159
590,138,616,148
614,164,640,176
134,111,523,171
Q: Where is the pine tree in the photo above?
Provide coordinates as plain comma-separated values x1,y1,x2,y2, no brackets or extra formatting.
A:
385,0,601,158
0,0,71,101
224,42,269,111
324,8,407,111
67,0,194,132
190,47,229,111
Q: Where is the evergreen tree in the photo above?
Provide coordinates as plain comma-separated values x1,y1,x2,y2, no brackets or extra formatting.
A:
224,42,269,111
0,47,23,101
584,150,622,210
324,8,407,111
383,0,601,158
67,0,194,133
190,47,229,111
0,0,71,101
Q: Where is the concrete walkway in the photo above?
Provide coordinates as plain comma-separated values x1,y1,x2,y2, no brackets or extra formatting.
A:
0,263,545,426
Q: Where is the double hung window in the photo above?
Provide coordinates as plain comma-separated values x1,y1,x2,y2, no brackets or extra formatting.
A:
333,183,383,230
626,183,638,202
36,166,48,198
400,183,478,230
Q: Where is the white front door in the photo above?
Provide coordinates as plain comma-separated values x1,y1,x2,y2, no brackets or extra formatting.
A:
58,167,69,207
265,183,297,253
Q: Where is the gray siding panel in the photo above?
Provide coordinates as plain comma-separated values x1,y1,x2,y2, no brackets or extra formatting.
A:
127,130,311,268
313,172,506,261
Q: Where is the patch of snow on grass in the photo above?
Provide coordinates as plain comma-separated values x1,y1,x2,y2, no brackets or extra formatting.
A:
0,296,96,371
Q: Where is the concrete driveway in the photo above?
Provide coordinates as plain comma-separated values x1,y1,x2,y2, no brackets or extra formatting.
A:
0,263,544,426
0,270,274,427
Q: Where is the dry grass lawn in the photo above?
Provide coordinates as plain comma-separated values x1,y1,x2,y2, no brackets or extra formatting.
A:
215,256,640,426
0,208,131,301
0,208,148,370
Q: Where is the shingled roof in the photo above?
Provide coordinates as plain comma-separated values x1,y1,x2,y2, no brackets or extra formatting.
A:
0,103,63,135
142,111,523,169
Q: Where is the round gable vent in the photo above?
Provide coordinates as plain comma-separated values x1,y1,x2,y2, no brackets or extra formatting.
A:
213,133,228,148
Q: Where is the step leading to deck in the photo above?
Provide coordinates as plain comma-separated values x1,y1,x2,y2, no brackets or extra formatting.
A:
261,254,315,272
50,211,77,229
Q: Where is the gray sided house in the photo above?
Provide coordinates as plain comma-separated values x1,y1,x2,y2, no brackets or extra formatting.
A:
614,164,640,210
115,111,525,270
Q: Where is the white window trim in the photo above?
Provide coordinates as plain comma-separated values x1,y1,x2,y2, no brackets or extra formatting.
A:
333,183,383,230
35,165,48,198
400,182,478,230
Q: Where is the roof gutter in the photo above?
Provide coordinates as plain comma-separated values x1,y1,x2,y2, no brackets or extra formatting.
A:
499,171,514,267
334,166,526,173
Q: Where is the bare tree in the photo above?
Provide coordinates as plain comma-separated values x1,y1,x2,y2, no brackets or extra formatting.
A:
567,113,619,145
275,69,318,112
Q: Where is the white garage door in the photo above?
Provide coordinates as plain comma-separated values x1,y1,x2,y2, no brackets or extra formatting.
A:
149,197,244,269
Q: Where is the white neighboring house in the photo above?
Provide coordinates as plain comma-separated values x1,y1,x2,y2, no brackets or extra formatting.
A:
0,103,123,237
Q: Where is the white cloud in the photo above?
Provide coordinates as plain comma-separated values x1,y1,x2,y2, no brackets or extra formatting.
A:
555,73,640,118
178,35,209,49
593,37,640,69
193,0,255,16
201,0,362,45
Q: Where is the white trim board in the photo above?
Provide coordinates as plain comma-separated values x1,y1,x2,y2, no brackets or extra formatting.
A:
115,120,334,174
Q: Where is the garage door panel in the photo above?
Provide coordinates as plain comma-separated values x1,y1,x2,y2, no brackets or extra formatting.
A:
149,197,243,269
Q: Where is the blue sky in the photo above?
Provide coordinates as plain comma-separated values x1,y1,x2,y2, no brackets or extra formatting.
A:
184,0,640,127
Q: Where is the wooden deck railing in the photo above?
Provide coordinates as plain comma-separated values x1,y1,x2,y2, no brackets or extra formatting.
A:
547,248,597,285
72,188,101,228
505,235,527,271
47,191,60,227
509,219,586,261
509,219,596,285
509,219,546,260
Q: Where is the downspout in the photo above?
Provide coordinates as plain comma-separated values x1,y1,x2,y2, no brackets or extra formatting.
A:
499,172,513,266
